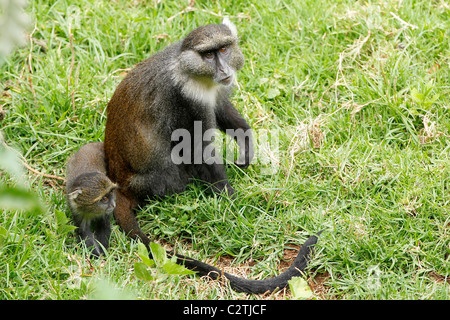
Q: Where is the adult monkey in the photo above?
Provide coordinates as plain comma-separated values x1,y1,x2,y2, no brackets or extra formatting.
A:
104,19,319,294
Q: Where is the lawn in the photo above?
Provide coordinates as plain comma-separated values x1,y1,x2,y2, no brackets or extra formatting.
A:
0,0,448,300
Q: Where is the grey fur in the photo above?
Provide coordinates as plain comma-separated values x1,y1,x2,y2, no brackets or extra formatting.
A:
66,142,117,257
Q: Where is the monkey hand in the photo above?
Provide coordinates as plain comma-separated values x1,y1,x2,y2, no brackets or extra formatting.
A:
234,148,253,169
210,180,236,198
234,160,250,169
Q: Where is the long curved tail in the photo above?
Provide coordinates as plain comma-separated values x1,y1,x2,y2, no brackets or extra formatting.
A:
172,233,320,294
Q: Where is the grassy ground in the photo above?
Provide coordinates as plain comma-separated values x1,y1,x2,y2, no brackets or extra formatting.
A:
0,0,449,299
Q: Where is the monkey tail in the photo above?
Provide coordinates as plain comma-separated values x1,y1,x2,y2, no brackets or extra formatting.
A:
172,232,321,294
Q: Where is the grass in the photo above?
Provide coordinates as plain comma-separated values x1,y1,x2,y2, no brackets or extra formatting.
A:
0,0,449,299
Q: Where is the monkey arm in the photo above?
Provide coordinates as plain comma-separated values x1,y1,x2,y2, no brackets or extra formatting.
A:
76,218,106,258
215,101,254,168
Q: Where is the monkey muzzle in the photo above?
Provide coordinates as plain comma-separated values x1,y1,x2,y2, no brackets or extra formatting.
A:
219,75,233,85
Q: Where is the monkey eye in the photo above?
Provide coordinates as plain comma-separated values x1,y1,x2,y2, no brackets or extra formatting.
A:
101,194,110,203
203,51,215,61
219,46,229,55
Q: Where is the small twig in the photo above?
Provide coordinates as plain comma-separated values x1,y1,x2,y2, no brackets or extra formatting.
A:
292,75,310,92
27,76,36,101
167,2,250,23
390,12,418,29
334,31,371,105
27,24,38,74
168,6,196,22
27,24,38,103
1,138,66,183
111,68,132,75
348,97,383,118
68,23,76,111
22,160,66,182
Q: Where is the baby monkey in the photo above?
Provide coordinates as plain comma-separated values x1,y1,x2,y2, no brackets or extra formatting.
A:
66,142,117,257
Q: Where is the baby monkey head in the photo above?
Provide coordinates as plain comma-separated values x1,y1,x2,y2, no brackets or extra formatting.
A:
67,172,118,220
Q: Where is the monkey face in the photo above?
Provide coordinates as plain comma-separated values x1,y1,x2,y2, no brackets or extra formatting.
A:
98,190,116,215
178,23,244,87
71,189,116,220
201,45,234,85
67,174,117,221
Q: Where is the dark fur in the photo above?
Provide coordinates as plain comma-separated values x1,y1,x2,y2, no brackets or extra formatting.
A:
66,142,117,257
104,22,319,293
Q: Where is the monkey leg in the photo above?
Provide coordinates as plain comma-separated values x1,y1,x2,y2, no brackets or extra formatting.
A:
114,189,151,248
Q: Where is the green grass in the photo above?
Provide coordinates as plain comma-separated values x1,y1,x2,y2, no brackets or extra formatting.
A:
0,0,449,299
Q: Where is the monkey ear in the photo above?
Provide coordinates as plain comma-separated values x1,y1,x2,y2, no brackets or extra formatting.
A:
222,17,238,38
68,189,83,200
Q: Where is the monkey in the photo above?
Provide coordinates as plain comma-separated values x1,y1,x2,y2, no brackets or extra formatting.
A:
66,142,118,257
103,19,320,294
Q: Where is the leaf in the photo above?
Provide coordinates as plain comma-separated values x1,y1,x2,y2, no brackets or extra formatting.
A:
425,80,434,93
0,226,21,245
0,226,7,246
162,261,196,275
138,242,148,257
175,203,199,212
0,186,44,213
54,209,77,234
266,88,281,99
161,228,176,236
273,73,283,79
89,279,135,300
429,93,440,104
55,209,70,225
410,88,424,104
259,77,269,85
137,242,155,267
289,277,313,300
58,224,78,234
134,262,155,281
150,242,167,266
0,146,25,184
180,213,189,224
